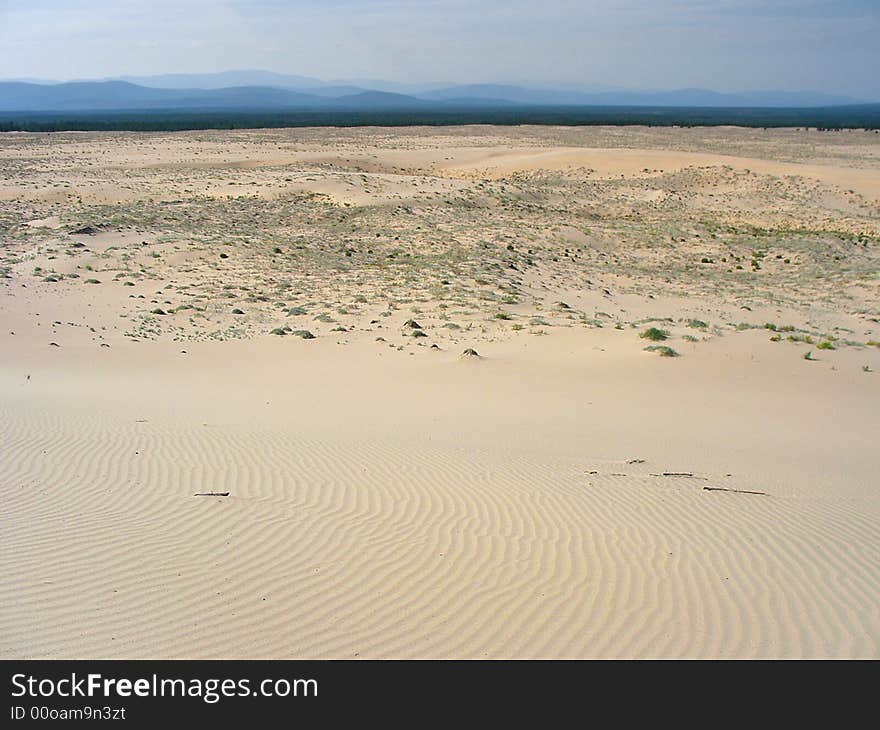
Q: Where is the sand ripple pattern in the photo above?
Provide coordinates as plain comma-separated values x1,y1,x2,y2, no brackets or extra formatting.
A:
1,406,878,658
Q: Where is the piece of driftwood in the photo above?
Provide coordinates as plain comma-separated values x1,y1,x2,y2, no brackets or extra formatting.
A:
703,486,767,496
651,472,706,479
194,492,230,497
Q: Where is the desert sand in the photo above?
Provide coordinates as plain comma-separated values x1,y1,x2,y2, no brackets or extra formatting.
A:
1,125,878,658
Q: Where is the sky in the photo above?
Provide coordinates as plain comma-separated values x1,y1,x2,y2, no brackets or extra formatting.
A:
1,0,878,97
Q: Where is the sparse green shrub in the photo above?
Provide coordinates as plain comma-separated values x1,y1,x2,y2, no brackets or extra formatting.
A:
644,345,678,357
640,327,669,342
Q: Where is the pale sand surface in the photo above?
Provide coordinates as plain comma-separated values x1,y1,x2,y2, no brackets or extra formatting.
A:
1,125,878,657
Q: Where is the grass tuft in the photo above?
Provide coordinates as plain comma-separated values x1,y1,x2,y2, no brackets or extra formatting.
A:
640,327,670,342
644,345,678,357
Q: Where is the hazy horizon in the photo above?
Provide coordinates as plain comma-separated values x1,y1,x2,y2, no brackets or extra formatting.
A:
1,1,878,98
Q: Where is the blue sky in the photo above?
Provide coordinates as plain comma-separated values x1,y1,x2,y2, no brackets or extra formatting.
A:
1,1,878,97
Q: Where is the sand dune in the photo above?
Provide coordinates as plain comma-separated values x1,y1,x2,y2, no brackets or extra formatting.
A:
2,331,878,658
1,125,878,658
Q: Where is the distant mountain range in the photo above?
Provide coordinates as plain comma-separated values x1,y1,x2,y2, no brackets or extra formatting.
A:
0,71,871,112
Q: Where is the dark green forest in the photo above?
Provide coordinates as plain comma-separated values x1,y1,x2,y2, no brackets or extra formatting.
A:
2,105,879,132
